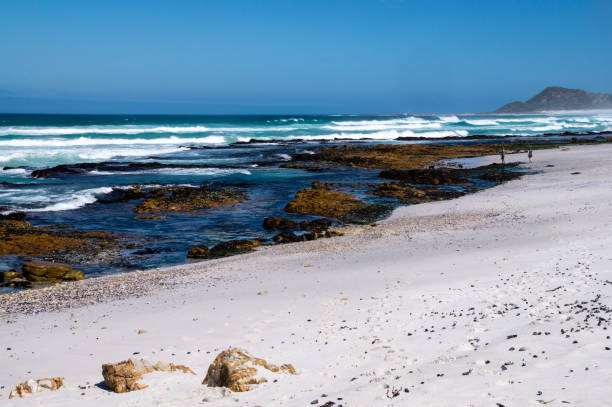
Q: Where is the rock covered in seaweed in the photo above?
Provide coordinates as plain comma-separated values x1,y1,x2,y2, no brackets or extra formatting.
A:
9,377,64,399
370,182,465,204
101,358,195,393
134,186,248,214
378,168,468,185
203,347,296,392
284,188,365,218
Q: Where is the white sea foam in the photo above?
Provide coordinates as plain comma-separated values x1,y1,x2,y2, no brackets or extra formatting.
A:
89,168,252,176
0,135,227,147
464,119,499,126
438,115,461,122
274,153,292,161
0,146,185,167
0,125,299,137
322,122,442,131
25,187,114,212
289,129,469,141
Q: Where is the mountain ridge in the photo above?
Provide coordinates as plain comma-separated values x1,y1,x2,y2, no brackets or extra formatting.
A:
495,87,612,113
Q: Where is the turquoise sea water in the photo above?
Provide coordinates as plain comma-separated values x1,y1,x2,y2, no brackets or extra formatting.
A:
0,113,611,283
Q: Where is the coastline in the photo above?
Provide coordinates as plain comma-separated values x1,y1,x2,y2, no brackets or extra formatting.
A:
2,144,612,405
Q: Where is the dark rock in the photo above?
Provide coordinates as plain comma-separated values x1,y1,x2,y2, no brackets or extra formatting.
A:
209,240,260,257
273,232,302,244
379,168,467,185
370,182,464,204
338,204,392,225
285,189,365,218
186,246,211,259
0,212,27,221
30,161,246,179
299,218,332,232
263,217,299,230
133,186,248,214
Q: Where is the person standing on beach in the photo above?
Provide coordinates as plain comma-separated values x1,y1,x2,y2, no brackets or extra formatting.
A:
528,149,533,164
501,147,506,165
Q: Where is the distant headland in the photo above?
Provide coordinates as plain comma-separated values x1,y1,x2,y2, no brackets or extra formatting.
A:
495,86,612,113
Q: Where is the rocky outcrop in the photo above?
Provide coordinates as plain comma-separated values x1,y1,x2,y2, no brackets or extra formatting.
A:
299,218,332,232
29,161,246,179
133,186,247,214
272,230,341,244
1,270,19,281
9,377,64,399
101,358,195,393
288,144,501,170
187,239,261,260
285,189,365,218
0,219,118,260
285,188,390,225
203,348,296,392
22,261,84,282
263,217,299,230
186,246,211,259
378,168,468,185
210,240,261,257
370,182,465,204
0,270,31,288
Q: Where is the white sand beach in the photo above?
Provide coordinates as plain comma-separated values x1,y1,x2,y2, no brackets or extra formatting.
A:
2,144,611,406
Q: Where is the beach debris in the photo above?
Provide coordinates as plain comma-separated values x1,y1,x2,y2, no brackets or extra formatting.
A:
21,261,84,282
9,377,64,399
203,347,296,392
101,358,195,393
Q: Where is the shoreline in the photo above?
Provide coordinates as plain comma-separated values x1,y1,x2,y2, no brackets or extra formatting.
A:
1,144,612,406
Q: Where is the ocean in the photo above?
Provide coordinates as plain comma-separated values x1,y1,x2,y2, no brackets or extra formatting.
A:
1,112,611,284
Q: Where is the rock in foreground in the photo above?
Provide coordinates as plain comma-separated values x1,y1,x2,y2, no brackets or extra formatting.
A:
9,377,64,399
101,358,195,393
22,261,85,282
203,347,296,392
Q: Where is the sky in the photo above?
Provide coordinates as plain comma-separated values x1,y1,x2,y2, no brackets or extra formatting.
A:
1,0,611,114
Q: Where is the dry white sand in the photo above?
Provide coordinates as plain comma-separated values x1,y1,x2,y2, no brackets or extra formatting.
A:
1,144,612,406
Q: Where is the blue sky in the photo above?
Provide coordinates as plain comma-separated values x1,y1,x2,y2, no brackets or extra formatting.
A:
1,0,611,114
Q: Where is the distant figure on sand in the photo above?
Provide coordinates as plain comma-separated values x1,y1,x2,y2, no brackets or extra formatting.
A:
501,147,505,165
528,149,533,164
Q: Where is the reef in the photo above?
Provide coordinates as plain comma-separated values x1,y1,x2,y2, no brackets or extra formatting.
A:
133,186,248,214
288,143,503,170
